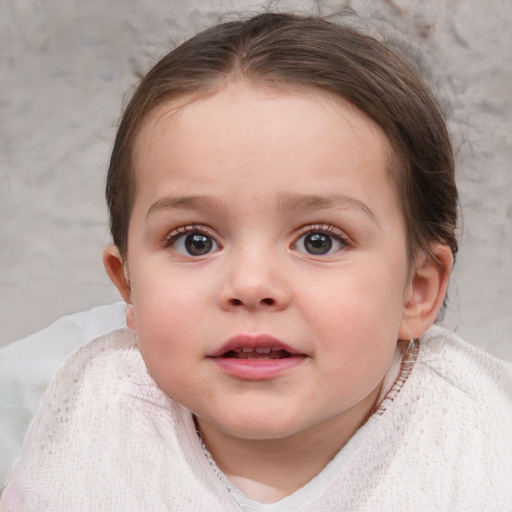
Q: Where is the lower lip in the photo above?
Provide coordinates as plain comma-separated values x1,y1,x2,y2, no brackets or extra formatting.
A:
210,355,306,380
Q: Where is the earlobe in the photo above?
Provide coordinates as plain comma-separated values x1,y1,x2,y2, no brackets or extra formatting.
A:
103,245,136,330
102,245,131,304
399,244,453,340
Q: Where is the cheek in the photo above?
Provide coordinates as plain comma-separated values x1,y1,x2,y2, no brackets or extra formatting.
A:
302,263,406,374
130,259,209,321
308,297,399,408
127,280,198,367
305,263,407,332
132,290,207,399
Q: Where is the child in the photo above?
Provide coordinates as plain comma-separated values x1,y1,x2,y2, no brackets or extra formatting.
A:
1,12,511,511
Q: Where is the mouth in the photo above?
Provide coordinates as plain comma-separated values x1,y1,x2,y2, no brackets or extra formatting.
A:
221,347,294,360
209,333,302,359
208,334,306,380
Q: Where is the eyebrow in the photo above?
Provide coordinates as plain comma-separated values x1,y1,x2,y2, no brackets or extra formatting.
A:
146,192,378,225
146,195,227,218
276,192,379,225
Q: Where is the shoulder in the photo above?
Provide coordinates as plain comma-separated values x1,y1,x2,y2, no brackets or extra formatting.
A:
417,325,512,402
2,328,238,511
0,305,127,486
333,327,512,509
0,302,127,408
413,325,512,433
39,327,172,413
406,326,512,501
2,330,184,508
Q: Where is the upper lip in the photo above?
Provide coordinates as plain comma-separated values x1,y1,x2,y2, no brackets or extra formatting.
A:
209,334,302,358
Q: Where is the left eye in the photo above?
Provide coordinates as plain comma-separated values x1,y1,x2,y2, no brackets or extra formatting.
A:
294,231,346,256
170,232,220,256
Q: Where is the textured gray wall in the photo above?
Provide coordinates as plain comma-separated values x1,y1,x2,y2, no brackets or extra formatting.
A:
1,0,511,359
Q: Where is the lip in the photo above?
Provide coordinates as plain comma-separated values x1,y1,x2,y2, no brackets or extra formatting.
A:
208,334,307,380
209,334,301,358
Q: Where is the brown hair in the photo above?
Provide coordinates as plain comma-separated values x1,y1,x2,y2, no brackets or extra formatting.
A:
106,12,458,265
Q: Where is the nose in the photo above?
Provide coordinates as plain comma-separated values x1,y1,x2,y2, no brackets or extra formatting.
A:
217,251,291,312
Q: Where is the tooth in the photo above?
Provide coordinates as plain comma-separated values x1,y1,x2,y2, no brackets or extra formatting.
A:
233,348,242,353
254,347,272,354
241,347,253,353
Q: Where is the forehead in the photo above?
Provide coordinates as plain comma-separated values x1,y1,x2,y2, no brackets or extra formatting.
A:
131,82,395,195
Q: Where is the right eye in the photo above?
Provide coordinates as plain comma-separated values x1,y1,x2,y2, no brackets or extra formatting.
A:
166,227,220,257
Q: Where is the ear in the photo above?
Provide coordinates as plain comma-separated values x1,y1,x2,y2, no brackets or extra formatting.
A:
398,244,453,340
102,244,135,330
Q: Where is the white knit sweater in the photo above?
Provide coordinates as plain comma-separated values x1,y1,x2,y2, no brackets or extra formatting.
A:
1,326,511,511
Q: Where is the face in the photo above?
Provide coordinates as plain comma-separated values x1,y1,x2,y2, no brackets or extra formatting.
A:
114,83,418,441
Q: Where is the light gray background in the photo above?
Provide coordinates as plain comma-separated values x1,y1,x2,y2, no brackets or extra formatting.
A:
1,0,511,358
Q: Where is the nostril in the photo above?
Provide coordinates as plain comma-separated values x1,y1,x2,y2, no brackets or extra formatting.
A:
225,297,279,308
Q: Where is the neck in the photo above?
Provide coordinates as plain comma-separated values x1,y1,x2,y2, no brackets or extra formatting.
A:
196,385,381,503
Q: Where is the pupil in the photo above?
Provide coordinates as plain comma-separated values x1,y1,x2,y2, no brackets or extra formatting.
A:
185,234,212,255
305,232,332,254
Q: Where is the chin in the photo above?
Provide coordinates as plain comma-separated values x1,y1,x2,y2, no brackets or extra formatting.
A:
212,413,308,441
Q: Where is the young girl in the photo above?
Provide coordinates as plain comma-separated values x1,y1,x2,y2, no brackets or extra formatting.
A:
2,12,511,511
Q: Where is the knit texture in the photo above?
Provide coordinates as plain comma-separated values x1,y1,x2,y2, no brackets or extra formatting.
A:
1,326,511,511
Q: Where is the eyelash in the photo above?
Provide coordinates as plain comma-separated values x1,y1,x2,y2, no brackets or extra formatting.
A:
162,223,350,255
164,225,217,248
294,224,350,244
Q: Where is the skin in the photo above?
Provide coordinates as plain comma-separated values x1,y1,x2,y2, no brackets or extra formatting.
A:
104,82,452,502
